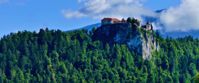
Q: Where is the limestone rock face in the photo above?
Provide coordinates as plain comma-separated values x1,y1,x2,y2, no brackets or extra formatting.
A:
92,23,159,60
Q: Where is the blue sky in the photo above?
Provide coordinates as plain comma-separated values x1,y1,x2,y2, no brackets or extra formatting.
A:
0,0,181,36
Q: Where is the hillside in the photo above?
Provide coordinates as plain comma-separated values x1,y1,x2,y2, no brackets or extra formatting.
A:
0,19,199,82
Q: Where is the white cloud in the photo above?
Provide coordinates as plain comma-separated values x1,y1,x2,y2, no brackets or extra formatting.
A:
160,0,199,32
63,10,86,18
64,0,157,19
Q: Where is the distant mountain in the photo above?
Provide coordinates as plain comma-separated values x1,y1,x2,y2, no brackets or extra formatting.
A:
82,23,101,31
155,9,166,13
162,30,199,38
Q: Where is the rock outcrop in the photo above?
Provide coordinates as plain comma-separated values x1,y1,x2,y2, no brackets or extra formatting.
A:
92,22,159,60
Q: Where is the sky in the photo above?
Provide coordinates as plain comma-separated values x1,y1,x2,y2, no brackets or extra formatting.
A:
0,0,187,37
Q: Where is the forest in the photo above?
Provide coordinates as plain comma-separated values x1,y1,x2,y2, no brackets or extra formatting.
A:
0,28,199,83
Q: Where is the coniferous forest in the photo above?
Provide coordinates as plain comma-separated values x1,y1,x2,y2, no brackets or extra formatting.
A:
0,28,199,83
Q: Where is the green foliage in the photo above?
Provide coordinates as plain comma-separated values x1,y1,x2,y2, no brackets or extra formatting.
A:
127,17,141,27
0,28,198,82
194,73,199,83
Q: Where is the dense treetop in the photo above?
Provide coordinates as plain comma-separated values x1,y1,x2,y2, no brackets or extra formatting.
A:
0,28,199,83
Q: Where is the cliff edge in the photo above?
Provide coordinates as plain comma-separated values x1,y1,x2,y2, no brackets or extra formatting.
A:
92,18,159,60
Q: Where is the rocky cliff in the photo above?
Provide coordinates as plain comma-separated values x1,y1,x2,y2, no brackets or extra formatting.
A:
92,23,159,60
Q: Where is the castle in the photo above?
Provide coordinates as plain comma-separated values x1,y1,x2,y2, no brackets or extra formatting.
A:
101,17,153,30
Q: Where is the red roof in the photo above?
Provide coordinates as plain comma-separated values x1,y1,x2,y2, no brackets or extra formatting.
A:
102,18,121,23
